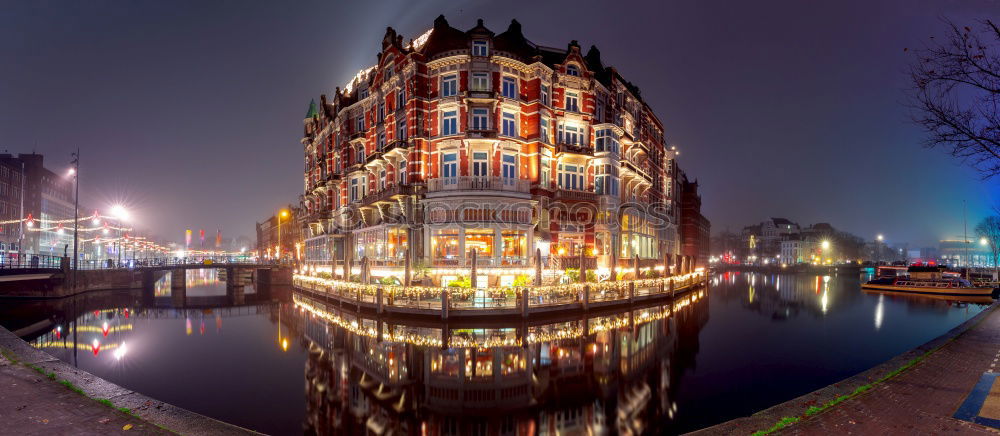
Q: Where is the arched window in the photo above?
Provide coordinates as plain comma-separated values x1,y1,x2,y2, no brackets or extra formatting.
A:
566,64,580,77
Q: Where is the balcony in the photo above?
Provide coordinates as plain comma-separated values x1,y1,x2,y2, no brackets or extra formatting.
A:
379,139,408,154
359,184,416,207
552,189,597,202
465,90,496,100
467,129,497,139
349,131,365,142
345,162,366,174
556,141,593,155
427,176,530,194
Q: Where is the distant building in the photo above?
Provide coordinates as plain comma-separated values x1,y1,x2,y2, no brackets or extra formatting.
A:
939,239,992,267
256,205,305,261
680,177,710,268
0,154,75,255
779,238,818,264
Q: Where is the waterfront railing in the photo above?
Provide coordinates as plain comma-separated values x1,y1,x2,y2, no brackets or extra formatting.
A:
292,272,706,314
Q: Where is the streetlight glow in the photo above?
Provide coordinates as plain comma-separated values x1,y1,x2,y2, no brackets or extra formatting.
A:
877,234,883,241
822,240,830,250
982,237,989,246
110,205,130,221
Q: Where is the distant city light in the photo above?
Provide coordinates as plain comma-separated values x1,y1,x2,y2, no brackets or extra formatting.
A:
822,240,830,250
982,237,989,246
877,234,884,241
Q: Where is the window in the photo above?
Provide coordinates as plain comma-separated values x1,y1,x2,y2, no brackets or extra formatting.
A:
595,164,620,196
558,123,583,145
565,91,579,112
442,153,458,182
540,150,551,188
396,89,405,109
541,84,549,106
502,154,516,182
595,129,619,155
398,159,407,184
356,115,365,133
472,40,488,57
566,64,580,77
471,72,489,91
396,118,406,140
471,108,489,130
379,169,387,190
378,131,386,150
378,101,385,123
596,96,605,123
558,163,584,190
540,118,549,143
441,74,457,97
502,76,517,99
472,152,488,177
350,176,364,202
356,144,365,164
360,88,369,99
502,112,517,137
441,110,458,135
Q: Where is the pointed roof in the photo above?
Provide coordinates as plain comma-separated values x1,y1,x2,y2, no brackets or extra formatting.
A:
305,99,317,118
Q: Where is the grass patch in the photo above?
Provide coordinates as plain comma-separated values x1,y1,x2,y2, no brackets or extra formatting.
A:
750,344,945,435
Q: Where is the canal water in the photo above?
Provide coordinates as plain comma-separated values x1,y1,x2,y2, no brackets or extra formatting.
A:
0,270,989,435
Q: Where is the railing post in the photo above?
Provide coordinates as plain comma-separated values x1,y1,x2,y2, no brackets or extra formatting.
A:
629,281,635,304
582,285,589,311
669,279,675,297
441,289,449,320
521,287,529,318
377,286,383,314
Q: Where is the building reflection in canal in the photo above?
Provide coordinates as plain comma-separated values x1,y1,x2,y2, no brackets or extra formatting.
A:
1,271,990,435
287,289,709,435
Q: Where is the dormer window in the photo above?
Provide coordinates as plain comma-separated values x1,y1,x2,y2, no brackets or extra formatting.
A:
472,40,488,57
566,64,580,77
360,88,369,99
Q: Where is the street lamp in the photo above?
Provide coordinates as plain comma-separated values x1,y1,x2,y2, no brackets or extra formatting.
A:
277,209,289,263
110,205,129,266
875,234,884,266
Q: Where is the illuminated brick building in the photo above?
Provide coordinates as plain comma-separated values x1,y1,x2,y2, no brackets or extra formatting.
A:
300,16,706,284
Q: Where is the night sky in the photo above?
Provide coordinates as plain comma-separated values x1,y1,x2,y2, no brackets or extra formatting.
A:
2,0,998,248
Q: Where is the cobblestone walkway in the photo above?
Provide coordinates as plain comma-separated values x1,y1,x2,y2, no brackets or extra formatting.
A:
0,351,170,435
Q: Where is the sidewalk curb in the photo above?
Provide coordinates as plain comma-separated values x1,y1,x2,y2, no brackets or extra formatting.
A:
0,326,260,436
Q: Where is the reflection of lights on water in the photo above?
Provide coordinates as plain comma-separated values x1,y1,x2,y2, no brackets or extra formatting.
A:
102,322,109,337
281,338,289,351
114,343,127,360
821,290,828,314
874,294,884,330
92,339,100,355
185,318,192,336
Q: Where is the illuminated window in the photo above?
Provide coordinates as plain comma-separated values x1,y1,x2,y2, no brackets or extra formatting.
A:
471,72,489,91
465,229,495,257
540,149,551,188
472,40,488,57
502,230,527,258
595,164,619,196
441,74,457,97
540,118,550,143
432,229,460,259
541,84,549,106
502,76,517,99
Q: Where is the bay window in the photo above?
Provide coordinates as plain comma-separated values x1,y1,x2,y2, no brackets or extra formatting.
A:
465,229,495,257
557,163,584,190
595,128,619,154
558,123,583,145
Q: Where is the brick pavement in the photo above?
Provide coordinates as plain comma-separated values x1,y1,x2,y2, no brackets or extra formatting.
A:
0,351,170,435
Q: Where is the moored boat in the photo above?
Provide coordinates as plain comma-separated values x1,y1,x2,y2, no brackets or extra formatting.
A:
862,265,997,298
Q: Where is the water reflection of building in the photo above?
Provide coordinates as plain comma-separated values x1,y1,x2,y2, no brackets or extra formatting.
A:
712,272,844,320
290,286,709,435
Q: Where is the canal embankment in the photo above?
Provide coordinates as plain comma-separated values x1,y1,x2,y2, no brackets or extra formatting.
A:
0,325,257,435
690,302,1000,435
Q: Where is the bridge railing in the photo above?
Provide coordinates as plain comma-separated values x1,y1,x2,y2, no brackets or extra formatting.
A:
0,253,65,270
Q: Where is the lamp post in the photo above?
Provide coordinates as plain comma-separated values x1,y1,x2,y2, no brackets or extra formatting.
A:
876,234,883,266
70,150,79,281
277,209,289,263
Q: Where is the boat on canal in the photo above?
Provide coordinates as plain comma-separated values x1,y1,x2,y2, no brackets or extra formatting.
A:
862,265,997,298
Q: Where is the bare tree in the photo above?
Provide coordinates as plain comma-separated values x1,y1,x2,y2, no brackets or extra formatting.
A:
908,19,1000,178
975,215,1000,280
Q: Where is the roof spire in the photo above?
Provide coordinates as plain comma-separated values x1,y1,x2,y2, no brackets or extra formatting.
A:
305,99,317,118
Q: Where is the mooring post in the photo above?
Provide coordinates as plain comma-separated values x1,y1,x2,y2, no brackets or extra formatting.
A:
441,289,449,320
522,287,529,318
